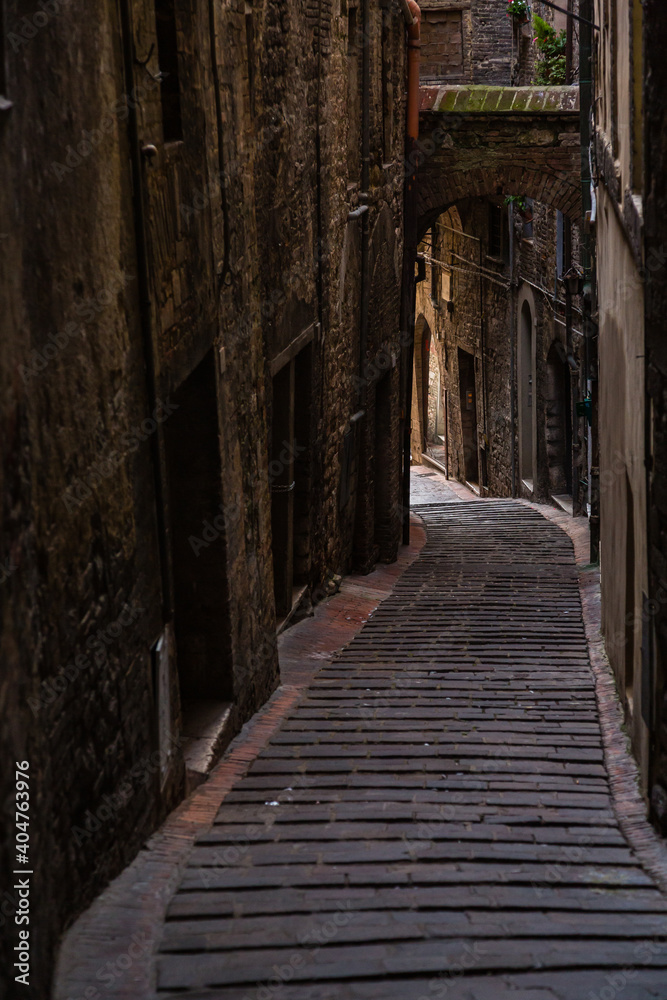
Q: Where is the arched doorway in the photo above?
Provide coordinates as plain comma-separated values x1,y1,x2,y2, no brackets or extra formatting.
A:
458,348,478,486
518,299,534,490
545,341,572,497
420,324,431,450
411,315,432,463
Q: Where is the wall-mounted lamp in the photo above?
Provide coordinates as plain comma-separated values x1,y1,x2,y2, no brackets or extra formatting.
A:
561,266,585,297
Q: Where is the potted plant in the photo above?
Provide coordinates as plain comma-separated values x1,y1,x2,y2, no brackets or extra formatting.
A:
507,0,531,24
504,194,531,220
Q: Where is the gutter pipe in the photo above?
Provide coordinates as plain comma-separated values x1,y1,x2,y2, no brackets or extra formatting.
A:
400,0,421,545
117,0,172,619
357,0,371,409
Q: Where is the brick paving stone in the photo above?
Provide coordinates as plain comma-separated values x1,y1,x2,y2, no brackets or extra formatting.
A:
55,467,667,1000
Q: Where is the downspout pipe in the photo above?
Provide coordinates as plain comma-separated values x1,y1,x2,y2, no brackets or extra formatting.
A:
405,1,421,143
357,0,371,408
509,204,517,498
117,0,172,620
401,0,421,545
579,0,598,561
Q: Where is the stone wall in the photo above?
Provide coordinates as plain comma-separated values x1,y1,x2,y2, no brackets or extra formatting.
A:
418,0,561,86
0,0,407,995
414,196,585,508
413,0,584,508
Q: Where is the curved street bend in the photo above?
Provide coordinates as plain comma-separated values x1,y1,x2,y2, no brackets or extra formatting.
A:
57,470,667,1000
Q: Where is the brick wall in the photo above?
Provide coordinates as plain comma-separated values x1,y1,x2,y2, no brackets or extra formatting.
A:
418,0,565,86
414,198,585,507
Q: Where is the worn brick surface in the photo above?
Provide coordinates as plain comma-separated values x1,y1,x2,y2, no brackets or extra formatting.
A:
53,471,667,999
149,470,667,999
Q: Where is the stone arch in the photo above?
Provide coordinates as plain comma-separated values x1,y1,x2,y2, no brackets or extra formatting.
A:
418,166,581,240
441,205,463,232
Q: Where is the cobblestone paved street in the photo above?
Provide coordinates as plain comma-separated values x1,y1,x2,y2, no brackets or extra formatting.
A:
150,470,667,1000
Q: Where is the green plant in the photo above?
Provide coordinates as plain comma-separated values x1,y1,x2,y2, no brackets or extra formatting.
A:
504,194,528,213
507,0,530,17
533,14,567,85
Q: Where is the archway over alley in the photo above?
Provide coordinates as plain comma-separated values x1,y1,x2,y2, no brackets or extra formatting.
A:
416,85,582,237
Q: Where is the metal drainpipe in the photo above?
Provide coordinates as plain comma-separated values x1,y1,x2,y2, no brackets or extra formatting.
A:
400,0,421,545
357,0,371,407
579,0,598,561
207,0,230,286
509,203,517,497
117,0,172,619
478,235,488,491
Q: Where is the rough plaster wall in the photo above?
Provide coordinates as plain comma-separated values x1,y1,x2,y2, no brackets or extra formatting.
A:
597,187,649,789
644,0,667,832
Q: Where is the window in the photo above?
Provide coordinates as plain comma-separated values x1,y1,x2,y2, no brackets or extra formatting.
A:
420,10,464,83
155,0,183,143
488,204,503,258
522,198,534,242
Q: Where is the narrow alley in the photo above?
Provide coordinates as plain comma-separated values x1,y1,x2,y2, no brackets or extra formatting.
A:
56,469,667,999
5,2,667,997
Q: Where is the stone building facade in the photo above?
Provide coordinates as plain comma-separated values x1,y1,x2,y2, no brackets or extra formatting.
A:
0,1,407,995
413,199,585,507
592,0,667,832
411,0,587,514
